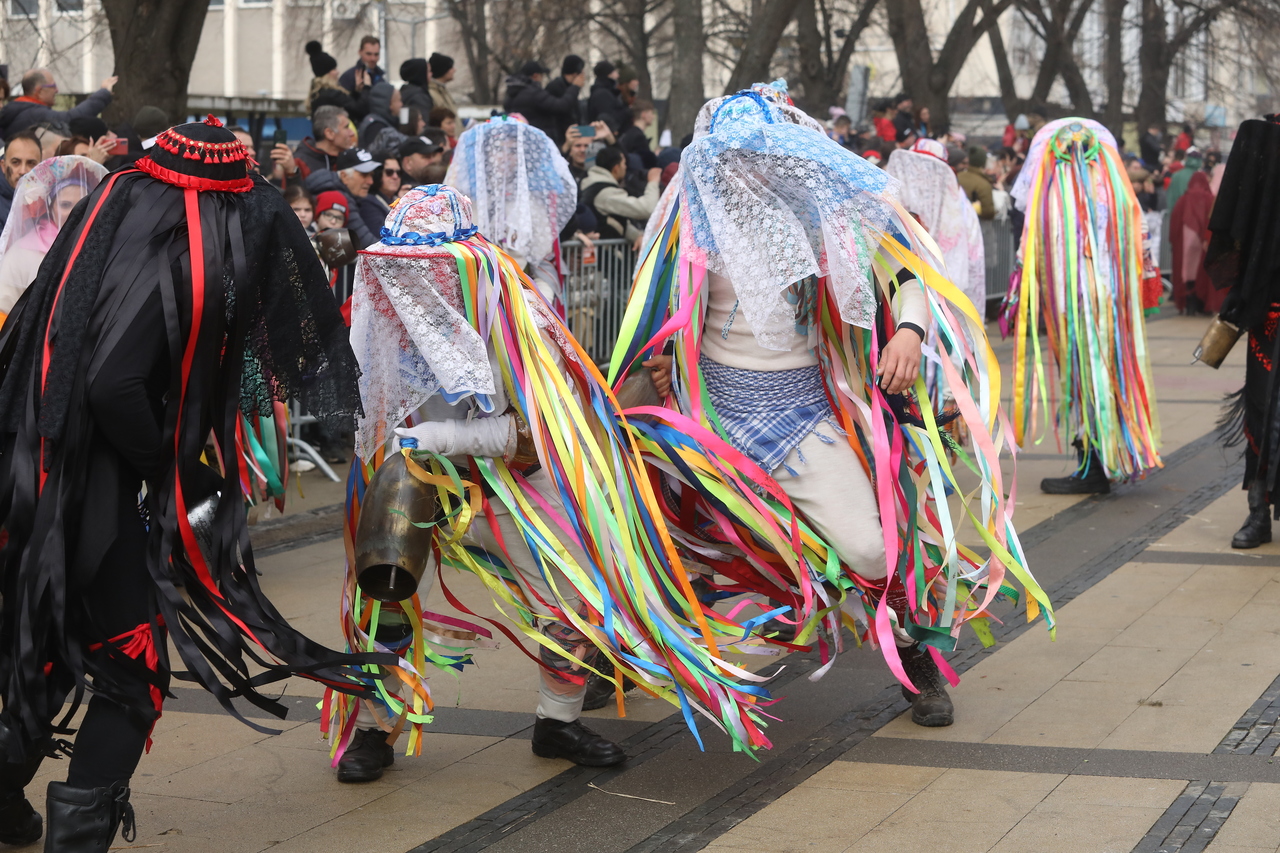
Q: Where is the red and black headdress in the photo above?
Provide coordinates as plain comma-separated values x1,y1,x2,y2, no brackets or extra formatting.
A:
135,114,254,193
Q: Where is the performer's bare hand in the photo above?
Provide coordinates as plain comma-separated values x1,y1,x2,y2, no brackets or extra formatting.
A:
878,326,923,395
643,355,673,398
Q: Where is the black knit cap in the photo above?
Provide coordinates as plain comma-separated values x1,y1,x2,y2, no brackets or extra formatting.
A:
306,41,338,78
562,54,585,76
428,52,454,79
400,58,428,87
137,114,253,193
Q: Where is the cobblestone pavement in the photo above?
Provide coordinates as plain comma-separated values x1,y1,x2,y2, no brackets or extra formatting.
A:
28,309,1280,853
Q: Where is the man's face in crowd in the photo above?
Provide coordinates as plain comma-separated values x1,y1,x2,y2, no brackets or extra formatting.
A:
899,99,913,114
569,137,590,169
400,152,442,183
3,138,41,189
441,67,456,83
36,72,57,106
326,116,356,151
360,42,380,69
339,168,373,198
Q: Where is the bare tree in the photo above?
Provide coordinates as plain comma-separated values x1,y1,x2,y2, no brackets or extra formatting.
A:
1136,0,1242,131
1101,0,1126,133
793,0,879,113
590,0,673,99
100,0,211,124
444,0,493,103
884,0,1013,129
668,0,704,140
722,0,803,93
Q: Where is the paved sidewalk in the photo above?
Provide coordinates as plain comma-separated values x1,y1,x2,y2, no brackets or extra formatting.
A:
24,308,1280,853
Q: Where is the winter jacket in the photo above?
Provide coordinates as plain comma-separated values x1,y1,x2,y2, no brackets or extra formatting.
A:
0,89,113,141
357,193,393,239
307,80,369,122
293,138,341,179
304,169,378,249
586,77,626,126
338,61,386,95
543,76,583,146
428,79,458,116
400,82,434,120
502,74,579,142
578,165,659,241
0,179,13,226
956,167,995,220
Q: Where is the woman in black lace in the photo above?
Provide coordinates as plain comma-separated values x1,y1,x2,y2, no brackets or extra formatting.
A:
0,116,387,851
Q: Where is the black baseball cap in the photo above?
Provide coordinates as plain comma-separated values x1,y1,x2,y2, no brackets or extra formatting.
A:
334,147,379,173
398,137,441,159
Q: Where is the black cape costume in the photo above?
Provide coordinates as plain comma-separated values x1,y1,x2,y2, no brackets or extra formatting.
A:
0,116,390,754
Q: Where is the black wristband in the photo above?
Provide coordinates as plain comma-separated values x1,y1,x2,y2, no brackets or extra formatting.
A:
897,322,926,339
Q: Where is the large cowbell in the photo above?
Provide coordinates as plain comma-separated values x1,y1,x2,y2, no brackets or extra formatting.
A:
354,439,442,601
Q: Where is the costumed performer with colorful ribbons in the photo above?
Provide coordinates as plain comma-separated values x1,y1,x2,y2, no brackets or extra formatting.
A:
328,184,802,780
611,81,1052,729
885,138,986,313
1007,118,1162,495
0,116,388,851
0,155,107,323
444,115,577,311
1203,115,1280,549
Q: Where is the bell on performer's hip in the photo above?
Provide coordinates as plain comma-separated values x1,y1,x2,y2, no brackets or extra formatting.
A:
354,437,441,602
1193,315,1242,369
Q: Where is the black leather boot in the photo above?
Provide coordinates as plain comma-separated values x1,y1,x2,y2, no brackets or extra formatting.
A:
1041,445,1111,495
0,716,44,846
1232,481,1272,549
899,644,955,727
44,780,135,852
531,718,627,766
336,728,394,784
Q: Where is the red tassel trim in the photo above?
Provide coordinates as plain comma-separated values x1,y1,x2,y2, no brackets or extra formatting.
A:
136,157,254,192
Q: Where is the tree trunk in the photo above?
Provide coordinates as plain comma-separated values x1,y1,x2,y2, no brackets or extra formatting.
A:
1135,0,1167,133
794,0,825,111
886,0,1011,130
985,10,1024,119
100,0,210,126
1102,0,1125,133
723,0,802,94
619,0,655,100
446,0,493,104
668,0,704,141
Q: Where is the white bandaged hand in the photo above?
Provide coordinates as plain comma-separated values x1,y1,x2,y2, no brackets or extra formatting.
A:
393,416,517,460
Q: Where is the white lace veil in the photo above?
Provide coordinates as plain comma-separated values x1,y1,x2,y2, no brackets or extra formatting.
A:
444,116,577,264
351,185,499,460
677,80,901,349
1011,117,1118,212
0,155,107,314
885,140,986,309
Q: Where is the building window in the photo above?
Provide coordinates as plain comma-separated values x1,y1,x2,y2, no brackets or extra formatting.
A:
8,0,36,17
56,0,84,10
209,0,223,7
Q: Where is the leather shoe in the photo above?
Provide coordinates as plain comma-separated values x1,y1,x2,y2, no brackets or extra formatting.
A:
0,790,41,846
899,644,955,728
531,717,627,766
336,728,394,783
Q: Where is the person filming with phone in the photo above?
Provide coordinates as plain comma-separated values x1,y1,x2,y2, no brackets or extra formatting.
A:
0,68,116,141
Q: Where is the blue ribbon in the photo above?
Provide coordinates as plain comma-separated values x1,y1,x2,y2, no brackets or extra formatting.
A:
379,224,479,246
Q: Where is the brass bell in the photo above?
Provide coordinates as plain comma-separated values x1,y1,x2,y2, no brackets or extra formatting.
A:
1193,315,1242,369
354,438,442,602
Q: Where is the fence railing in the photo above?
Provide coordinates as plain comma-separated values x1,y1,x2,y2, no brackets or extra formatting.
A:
561,238,640,365
561,227,1019,364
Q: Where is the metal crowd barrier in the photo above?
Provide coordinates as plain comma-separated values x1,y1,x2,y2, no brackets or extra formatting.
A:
983,217,1018,308
561,238,639,365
